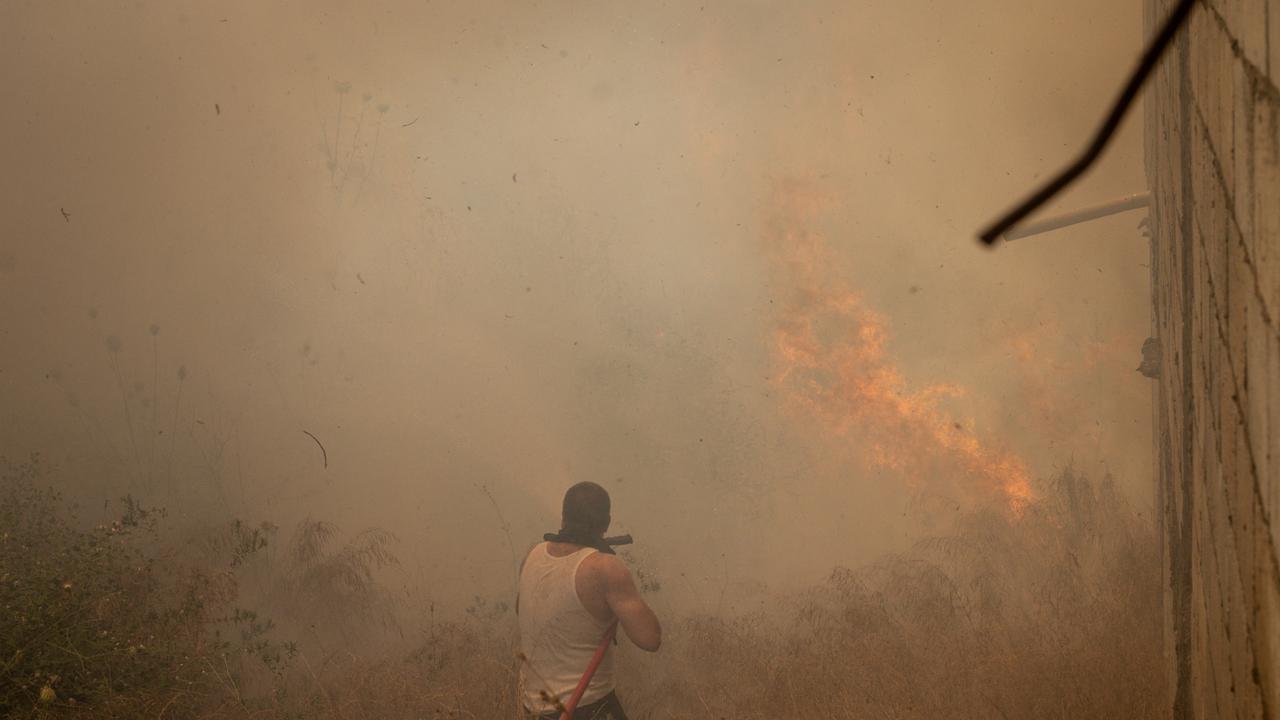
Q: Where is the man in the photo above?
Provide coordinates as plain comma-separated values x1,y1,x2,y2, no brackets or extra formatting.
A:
517,482,662,720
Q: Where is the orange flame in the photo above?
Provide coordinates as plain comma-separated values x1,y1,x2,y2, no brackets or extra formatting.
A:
767,181,1033,511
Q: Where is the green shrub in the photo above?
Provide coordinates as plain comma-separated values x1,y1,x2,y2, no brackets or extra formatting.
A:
0,456,288,718
3,456,183,712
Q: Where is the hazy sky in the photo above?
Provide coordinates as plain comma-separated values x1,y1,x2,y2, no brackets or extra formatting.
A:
1,0,1151,613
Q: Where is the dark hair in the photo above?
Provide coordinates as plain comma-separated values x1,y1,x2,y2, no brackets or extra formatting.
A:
561,481,611,536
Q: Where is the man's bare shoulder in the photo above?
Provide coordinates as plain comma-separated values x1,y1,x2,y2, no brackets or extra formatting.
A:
581,551,629,583
517,540,542,573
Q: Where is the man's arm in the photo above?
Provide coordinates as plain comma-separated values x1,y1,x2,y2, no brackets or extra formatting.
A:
601,556,662,651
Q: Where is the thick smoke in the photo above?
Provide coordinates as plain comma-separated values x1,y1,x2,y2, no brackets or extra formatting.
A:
1,0,1150,613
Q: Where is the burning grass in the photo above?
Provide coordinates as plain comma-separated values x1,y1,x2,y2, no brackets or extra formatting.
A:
2,457,1163,719
767,179,1036,511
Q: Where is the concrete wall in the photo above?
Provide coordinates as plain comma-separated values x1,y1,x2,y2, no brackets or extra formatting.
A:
1145,1,1280,717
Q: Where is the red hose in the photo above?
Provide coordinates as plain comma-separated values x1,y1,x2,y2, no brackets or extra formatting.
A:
559,621,618,720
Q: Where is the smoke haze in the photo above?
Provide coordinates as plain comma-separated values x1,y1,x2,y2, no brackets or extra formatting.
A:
2,0,1151,615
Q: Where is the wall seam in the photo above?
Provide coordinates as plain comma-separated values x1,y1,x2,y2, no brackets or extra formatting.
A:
1173,21,1195,719
1190,98,1279,339
1192,214,1280,705
1187,94,1280,717
1200,0,1280,103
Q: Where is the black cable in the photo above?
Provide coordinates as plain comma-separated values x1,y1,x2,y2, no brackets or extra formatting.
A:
978,0,1196,245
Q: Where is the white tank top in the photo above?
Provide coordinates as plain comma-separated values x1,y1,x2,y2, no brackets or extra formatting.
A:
517,542,615,714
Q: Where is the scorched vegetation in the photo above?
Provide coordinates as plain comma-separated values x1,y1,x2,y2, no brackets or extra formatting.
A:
1,457,1163,719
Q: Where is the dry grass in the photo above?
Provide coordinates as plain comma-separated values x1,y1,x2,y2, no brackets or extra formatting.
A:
3,457,1165,719
627,468,1166,719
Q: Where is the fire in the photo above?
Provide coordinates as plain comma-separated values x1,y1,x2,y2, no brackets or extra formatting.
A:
767,180,1033,511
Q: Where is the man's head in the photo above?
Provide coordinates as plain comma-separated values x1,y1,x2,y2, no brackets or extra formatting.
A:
561,481,611,538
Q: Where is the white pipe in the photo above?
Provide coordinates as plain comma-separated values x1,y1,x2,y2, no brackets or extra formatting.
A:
1003,191,1150,241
